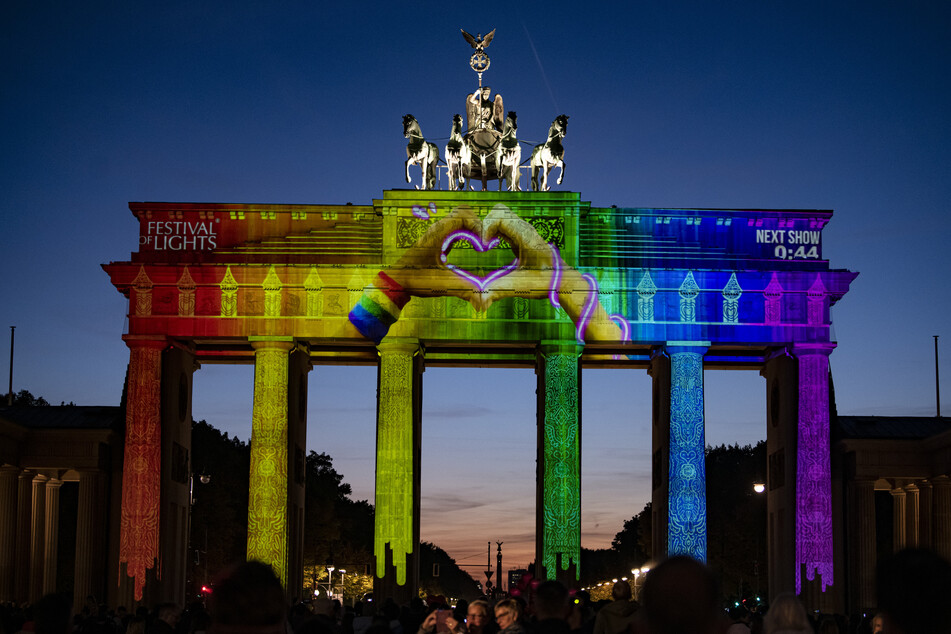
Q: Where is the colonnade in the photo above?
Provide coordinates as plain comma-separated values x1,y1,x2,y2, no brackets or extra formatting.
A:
844,473,951,612
0,336,841,608
0,468,110,609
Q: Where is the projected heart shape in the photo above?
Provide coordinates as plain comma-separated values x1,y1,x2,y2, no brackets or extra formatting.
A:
439,229,518,291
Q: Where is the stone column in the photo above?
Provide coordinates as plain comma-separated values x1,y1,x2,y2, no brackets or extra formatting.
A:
0,466,18,602
285,346,311,601
373,339,422,604
904,483,920,549
919,480,933,549
29,474,48,603
155,344,198,607
891,486,907,552
119,336,165,602
933,476,951,561
536,342,583,583
761,351,798,599
73,471,104,610
14,470,32,603
667,343,708,561
42,478,63,595
793,343,835,595
648,350,671,564
848,478,876,613
247,337,295,588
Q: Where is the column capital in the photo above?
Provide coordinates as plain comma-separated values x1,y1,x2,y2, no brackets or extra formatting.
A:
538,340,583,358
377,338,421,356
249,336,295,352
665,341,710,355
791,342,836,357
122,335,168,350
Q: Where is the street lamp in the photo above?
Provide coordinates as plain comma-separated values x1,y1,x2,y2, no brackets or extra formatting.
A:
753,482,766,494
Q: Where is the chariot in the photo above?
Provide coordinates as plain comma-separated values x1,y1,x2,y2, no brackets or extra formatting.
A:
403,28,566,193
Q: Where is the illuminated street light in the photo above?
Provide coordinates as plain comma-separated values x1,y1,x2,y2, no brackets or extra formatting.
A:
753,482,766,494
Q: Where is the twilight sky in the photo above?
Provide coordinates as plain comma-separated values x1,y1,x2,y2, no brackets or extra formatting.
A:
2,2,950,575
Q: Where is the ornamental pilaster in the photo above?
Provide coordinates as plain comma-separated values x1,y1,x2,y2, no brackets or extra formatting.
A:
247,337,295,588
792,343,835,593
118,336,165,601
536,341,583,581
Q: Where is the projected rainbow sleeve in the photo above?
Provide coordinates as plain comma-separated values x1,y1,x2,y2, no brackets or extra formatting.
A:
348,272,411,343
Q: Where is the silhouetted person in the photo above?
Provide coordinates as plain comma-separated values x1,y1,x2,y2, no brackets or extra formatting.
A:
593,580,637,634
531,580,571,634
209,561,287,634
34,594,71,634
637,556,724,634
147,604,180,634
725,606,750,634
762,594,810,634
876,548,951,634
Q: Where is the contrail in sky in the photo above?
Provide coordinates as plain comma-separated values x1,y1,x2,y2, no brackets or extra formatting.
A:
522,21,560,114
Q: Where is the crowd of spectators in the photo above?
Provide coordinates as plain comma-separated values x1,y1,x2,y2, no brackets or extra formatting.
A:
2,548,949,634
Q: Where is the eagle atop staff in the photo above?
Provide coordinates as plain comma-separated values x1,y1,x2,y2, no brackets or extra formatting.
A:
461,28,495,53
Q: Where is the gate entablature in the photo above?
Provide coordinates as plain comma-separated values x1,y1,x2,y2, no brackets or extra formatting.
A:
106,191,855,367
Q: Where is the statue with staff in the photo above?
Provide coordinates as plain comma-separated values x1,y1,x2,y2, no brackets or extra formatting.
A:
462,28,504,133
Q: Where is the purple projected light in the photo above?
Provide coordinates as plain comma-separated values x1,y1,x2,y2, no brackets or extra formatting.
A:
548,244,564,308
795,346,834,593
610,314,631,343
440,230,518,292
412,202,437,219
577,274,599,343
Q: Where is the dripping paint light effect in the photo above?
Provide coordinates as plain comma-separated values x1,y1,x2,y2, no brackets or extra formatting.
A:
374,343,417,585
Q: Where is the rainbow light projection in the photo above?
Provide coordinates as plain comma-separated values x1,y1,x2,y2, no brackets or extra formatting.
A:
119,340,163,601
795,345,834,592
374,342,416,585
246,340,292,586
104,193,857,599
541,349,582,579
667,346,707,561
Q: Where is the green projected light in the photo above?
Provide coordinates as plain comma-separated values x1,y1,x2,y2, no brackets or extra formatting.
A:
247,340,292,586
541,348,581,579
374,342,417,585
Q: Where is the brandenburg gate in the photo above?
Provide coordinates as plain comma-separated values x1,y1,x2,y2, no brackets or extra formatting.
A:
102,189,856,607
